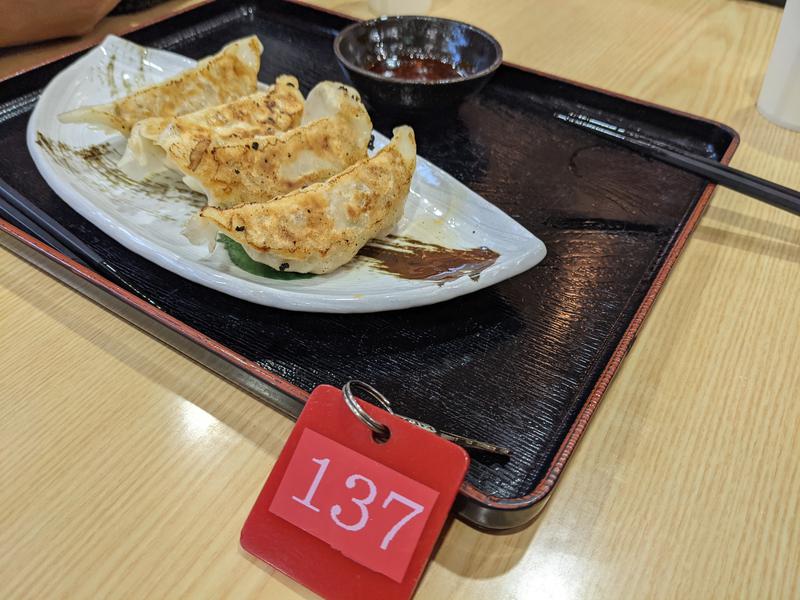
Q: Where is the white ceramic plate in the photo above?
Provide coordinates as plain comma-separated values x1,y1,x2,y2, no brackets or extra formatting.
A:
27,35,546,313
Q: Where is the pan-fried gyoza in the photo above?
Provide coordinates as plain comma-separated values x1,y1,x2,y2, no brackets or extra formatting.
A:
59,36,263,136
117,75,305,180
189,126,416,274
172,81,372,208
60,36,419,277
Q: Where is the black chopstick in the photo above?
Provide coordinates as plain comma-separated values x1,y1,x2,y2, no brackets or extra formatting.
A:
0,178,160,308
555,112,800,217
0,195,83,262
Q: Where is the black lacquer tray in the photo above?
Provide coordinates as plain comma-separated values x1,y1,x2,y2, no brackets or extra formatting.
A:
0,0,738,529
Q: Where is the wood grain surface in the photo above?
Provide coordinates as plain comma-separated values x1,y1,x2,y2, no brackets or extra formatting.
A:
2,0,799,598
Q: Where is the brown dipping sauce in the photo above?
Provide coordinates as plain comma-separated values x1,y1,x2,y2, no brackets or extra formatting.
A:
366,57,463,82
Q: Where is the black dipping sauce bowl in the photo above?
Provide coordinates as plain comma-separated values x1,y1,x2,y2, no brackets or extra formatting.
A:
333,16,503,114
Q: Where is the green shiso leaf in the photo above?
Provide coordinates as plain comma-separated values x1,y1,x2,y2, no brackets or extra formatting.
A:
219,235,315,280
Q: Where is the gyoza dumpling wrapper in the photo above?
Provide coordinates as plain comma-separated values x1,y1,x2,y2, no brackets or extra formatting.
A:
117,75,305,180
195,126,416,274
176,81,372,208
58,36,263,136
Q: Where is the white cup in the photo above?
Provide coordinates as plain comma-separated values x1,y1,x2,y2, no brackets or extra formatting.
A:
368,0,432,15
757,0,800,130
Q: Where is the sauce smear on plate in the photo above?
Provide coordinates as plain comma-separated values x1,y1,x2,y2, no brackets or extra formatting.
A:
359,236,499,282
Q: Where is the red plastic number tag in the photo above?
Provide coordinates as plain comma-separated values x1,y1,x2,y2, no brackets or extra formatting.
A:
241,384,470,600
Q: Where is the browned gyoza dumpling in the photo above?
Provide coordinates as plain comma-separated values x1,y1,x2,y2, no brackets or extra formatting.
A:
58,36,263,136
117,75,305,180
174,81,373,209
190,126,416,274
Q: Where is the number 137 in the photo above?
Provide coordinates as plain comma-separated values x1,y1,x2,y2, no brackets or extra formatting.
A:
292,457,425,550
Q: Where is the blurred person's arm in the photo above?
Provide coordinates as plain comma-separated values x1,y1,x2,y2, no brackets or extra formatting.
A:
0,0,119,48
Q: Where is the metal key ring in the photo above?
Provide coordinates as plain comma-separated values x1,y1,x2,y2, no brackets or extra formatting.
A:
342,380,393,438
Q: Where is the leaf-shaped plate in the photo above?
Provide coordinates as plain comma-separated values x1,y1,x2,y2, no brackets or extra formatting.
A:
27,35,546,313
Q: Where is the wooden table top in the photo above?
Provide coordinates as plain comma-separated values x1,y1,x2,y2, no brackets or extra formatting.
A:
2,1,799,598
